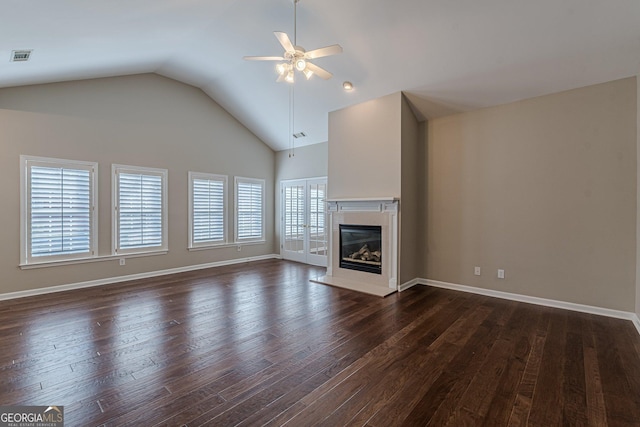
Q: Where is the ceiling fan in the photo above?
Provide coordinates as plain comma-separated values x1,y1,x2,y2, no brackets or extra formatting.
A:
243,0,342,83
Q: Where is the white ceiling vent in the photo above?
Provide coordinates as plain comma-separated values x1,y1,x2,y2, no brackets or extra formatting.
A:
11,50,32,62
292,132,306,139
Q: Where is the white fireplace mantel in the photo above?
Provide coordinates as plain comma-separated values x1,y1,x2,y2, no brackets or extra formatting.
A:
327,197,399,214
316,197,399,297
327,197,398,202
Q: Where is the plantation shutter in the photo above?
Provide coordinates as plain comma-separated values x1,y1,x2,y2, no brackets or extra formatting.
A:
30,165,92,258
236,178,264,241
192,177,225,244
117,171,164,250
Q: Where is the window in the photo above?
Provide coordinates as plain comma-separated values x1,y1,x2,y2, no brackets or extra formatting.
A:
113,164,167,254
20,156,97,264
235,177,265,243
189,172,227,248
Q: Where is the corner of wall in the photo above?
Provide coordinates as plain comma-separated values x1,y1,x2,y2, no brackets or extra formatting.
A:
636,74,640,319
399,95,421,284
417,120,428,279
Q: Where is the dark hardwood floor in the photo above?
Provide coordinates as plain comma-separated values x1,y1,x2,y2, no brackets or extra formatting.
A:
1,259,639,426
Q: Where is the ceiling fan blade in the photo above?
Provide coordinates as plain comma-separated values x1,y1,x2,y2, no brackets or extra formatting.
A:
243,56,285,61
305,62,333,80
305,44,343,59
274,31,295,54
276,73,287,83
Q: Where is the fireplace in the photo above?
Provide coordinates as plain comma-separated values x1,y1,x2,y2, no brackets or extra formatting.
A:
312,198,398,297
339,224,382,274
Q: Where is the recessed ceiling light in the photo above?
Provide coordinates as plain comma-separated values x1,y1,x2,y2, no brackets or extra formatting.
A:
342,81,353,91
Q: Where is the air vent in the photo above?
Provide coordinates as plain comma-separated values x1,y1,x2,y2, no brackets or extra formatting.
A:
292,132,306,139
11,50,32,62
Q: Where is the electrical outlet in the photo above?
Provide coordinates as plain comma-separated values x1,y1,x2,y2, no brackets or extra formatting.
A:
236,245,242,252
474,266,481,276
119,258,125,266
498,269,505,279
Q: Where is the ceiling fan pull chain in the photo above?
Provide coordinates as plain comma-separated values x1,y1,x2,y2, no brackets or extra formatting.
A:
289,83,295,158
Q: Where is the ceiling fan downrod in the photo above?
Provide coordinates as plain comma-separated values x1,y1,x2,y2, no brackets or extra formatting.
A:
293,0,299,46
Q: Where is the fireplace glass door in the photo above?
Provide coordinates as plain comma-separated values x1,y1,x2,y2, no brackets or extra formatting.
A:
281,178,327,267
340,224,382,274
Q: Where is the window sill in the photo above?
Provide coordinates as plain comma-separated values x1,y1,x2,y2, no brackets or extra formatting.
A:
188,241,266,252
19,250,168,270
234,239,266,245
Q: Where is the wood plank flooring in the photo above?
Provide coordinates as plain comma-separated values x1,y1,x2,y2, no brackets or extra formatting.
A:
1,259,639,426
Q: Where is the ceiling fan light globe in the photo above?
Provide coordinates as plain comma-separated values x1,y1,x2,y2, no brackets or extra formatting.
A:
285,70,295,83
276,63,288,75
295,58,306,71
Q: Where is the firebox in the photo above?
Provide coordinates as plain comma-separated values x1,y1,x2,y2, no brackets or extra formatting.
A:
339,224,382,274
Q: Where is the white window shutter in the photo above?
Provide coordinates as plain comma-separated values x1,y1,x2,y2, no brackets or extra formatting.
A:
191,175,226,246
21,155,97,265
113,165,167,254
30,166,92,257
235,177,264,242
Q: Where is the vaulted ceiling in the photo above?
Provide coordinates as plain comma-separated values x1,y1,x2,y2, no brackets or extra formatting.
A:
1,0,639,151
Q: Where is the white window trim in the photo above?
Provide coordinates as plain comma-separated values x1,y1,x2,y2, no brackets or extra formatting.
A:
188,172,228,249
112,164,168,256
234,176,266,243
20,155,98,266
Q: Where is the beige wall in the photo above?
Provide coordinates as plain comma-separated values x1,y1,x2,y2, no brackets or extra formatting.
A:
275,142,328,182
274,142,328,248
0,74,275,295
425,77,637,311
399,95,420,284
328,92,402,199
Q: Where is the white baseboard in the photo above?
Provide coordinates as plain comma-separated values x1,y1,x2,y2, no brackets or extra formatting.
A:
421,278,640,337
398,278,421,292
0,254,281,302
632,314,640,336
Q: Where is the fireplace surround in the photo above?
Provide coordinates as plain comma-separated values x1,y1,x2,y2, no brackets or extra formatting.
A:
313,198,398,297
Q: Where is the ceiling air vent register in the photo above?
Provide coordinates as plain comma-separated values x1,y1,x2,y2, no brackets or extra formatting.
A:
11,50,32,62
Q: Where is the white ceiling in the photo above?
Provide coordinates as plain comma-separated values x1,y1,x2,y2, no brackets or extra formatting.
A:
1,0,639,151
